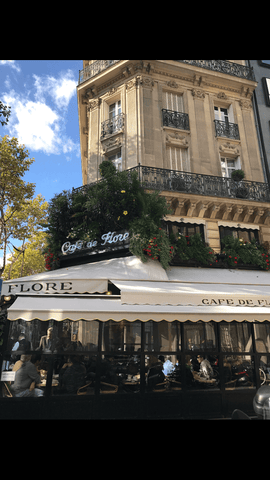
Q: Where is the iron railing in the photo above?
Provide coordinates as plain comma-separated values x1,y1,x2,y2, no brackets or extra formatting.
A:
129,165,270,202
162,109,190,130
78,60,256,86
214,119,240,140
176,60,256,81
78,60,120,85
101,113,125,138
74,165,270,203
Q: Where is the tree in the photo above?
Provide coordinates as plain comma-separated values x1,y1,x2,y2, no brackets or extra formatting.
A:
0,135,35,277
2,194,49,279
0,101,11,127
3,231,47,280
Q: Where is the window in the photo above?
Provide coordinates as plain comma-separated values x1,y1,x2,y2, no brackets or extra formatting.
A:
262,78,270,106
259,60,270,68
109,100,121,119
166,146,190,172
3,319,270,400
164,92,184,113
219,226,259,245
163,221,205,241
108,150,122,171
214,106,229,123
220,156,240,178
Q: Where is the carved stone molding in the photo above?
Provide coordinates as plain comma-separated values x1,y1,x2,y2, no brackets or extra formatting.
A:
101,134,122,155
239,99,252,110
192,88,205,99
219,142,240,156
126,77,138,91
167,80,178,89
165,132,189,148
137,75,155,89
87,98,101,113
217,92,228,100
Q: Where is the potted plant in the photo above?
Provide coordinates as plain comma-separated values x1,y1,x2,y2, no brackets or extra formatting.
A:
231,169,245,182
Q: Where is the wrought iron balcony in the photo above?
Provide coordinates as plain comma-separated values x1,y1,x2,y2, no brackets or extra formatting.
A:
78,60,120,85
214,120,240,140
176,60,256,81
129,165,270,203
101,113,125,139
162,109,190,130
74,165,270,204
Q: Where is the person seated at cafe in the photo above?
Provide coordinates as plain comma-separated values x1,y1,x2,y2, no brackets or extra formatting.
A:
12,355,44,397
59,356,86,394
197,354,214,380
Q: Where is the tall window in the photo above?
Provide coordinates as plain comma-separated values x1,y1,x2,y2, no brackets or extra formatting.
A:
166,146,190,172
214,106,229,123
109,101,121,119
108,150,122,172
220,156,241,178
164,92,184,112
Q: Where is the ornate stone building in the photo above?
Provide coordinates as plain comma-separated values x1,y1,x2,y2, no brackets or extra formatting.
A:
77,60,270,254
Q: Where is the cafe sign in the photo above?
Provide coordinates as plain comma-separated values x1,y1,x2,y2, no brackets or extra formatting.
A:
61,230,130,255
201,298,270,306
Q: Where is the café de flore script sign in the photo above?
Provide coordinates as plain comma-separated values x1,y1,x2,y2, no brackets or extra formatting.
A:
61,230,130,255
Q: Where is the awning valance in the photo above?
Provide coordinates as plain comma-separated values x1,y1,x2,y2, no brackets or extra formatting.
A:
7,294,270,323
113,280,270,306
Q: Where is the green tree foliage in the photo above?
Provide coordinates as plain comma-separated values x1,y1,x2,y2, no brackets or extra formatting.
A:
44,161,173,268
0,101,11,127
2,195,49,279
0,135,35,276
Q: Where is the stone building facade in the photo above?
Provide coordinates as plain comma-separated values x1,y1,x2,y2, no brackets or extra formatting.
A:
77,60,270,254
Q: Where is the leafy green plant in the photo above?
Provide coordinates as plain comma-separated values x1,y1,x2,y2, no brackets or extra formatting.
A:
173,233,216,265
44,161,172,269
221,235,269,270
231,169,245,182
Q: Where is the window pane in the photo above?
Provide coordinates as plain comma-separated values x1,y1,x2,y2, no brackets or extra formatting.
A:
100,354,140,394
53,354,97,396
184,322,216,351
259,355,270,386
254,323,270,353
101,320,141,352
144,321,180,351
146,354,182,392
1,353,47,398
224,355,255,390
220,323,253,352
185,353,219,390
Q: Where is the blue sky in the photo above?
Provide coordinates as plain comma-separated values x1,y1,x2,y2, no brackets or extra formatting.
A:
0,59,83,266
0,60,83,202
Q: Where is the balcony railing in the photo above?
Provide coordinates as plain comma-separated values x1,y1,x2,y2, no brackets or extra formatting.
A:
214,119,240,140
78,60,256,85
78,60,120,85
176,60,256,81
129,165,270,203
101,113,125,139
162,109,190,130
74,165,270,204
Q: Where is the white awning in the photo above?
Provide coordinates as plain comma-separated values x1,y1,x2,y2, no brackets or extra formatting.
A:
7,294,270,323
2,256,167,295
113,279,270,306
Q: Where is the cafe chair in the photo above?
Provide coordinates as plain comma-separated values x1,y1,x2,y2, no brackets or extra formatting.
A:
100,381,118,394
77,381,93,395
2,382,13,398
232,409,251,420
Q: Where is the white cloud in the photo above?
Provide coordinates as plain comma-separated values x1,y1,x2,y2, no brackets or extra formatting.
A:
33,70,77,109
2,69,79,157
0,60,21,73
3,92,61,154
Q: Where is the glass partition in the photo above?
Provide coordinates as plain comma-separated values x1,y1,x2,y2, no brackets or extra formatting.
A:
2,319,270,399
